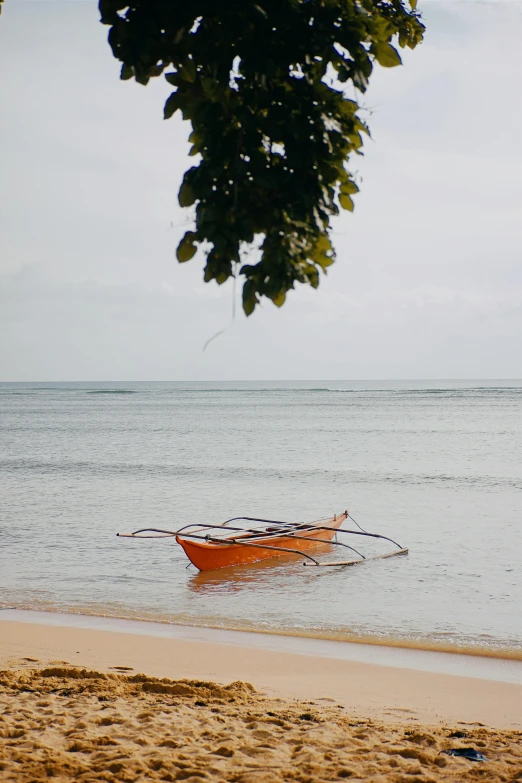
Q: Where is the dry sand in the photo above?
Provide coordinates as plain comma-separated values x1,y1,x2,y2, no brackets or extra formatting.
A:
1,665,521,783
1,619,521,782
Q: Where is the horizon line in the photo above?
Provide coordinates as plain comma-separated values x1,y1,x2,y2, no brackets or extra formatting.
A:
1,378,521,384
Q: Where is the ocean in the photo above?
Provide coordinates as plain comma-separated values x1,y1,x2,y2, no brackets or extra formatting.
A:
0,380,520,654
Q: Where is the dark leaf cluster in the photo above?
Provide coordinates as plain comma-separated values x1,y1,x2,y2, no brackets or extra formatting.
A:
99,0,424,314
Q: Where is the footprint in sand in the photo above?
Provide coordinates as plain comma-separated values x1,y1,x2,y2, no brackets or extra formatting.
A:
109,666,135,671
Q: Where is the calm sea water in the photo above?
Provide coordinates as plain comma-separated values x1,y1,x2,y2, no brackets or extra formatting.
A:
0,381,520,653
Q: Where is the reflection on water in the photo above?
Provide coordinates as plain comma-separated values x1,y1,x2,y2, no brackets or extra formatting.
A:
187,556,306,593
184,530,395,593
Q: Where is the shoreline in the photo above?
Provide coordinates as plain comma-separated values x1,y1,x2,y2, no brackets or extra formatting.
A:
1,611,521,729
2,605,521,662
1,608,521,684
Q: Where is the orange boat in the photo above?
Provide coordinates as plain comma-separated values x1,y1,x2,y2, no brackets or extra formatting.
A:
175,512,347,571
118,510,408,572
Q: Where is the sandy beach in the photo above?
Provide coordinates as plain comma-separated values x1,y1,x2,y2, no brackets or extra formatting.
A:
1,616,521,782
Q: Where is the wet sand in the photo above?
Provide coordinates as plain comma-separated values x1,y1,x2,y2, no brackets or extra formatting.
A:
0,618,520,727
0,618,521,782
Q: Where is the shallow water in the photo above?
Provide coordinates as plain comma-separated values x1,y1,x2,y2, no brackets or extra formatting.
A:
0,380,521,652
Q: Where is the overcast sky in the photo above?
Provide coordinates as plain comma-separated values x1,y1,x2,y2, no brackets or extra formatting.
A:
1,1,521,380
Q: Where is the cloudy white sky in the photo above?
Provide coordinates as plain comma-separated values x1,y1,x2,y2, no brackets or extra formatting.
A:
0,1,521,380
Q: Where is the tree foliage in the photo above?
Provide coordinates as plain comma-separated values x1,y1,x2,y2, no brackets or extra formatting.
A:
99,0,424,315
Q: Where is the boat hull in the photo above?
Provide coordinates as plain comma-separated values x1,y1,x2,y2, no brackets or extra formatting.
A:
176,513,346,571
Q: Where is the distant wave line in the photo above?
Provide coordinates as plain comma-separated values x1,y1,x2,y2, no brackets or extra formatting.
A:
86,390,137,395
0,386,520,396
0,424,518,438
1,458,520,490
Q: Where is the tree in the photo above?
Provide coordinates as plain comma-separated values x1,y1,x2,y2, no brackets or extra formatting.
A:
100,1,424,315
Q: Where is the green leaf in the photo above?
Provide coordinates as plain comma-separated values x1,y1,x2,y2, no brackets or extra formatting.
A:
181,58,197,83
309,274,320,289
178,182,196,207
339,193,354,212
410,0,418,9
176,232,198,262
271,290,286,308
164,92,181,119
242,280,258,316
371,43,402,68
148,64,164,78
120,64,134,81
316,234,332,253
340,180,359,195
337,64,350,83
315,255,334,270
216,270,230,284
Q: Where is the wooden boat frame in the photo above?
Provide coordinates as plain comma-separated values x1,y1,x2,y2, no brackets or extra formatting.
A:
118,511,408,571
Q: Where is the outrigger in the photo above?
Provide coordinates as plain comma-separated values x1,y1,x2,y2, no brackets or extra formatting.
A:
117,510,408,572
